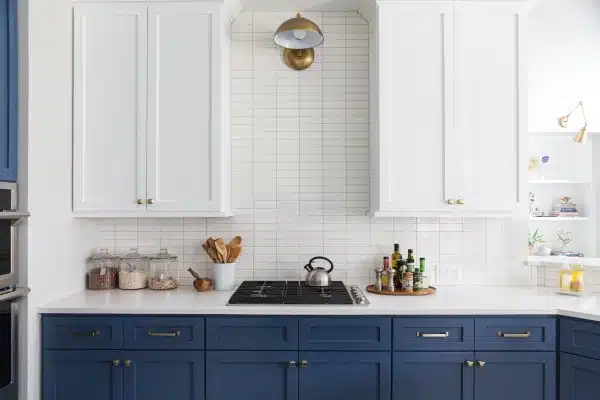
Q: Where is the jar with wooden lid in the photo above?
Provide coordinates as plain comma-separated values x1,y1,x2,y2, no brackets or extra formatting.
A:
87,249,118,290
148,249,179,290
118,249,148,290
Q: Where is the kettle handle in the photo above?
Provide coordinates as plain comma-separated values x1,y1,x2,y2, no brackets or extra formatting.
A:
308,256,334,273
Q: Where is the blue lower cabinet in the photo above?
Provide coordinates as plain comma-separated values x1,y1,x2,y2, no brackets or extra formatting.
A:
474,352,556,400
124,351,204,400
560,352,600,400
299,351,391,400
206,351,298,400
393,352,474,400
42,350,123,400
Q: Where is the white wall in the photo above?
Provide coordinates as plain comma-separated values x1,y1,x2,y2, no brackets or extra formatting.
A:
89,11,529,288
26,0,97,398
528,0,600,132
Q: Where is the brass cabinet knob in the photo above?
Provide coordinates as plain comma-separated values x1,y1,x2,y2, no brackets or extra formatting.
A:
136,199,144,205
124,360,132,368
112,360,120,367
447,199,456,205
300,360,308,368
465,360,475,368
456,199,465,205
289,361,297,368
477,360,486,367
147,199,155,205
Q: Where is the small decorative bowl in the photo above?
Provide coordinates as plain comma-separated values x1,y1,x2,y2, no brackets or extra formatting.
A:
193,278,213,292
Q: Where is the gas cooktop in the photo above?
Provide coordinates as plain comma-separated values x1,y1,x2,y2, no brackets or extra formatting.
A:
227,281,369,306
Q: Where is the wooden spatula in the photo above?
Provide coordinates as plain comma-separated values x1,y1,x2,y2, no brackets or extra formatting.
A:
214,238,228,263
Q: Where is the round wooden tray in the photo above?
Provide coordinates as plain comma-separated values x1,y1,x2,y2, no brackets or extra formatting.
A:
366,285,437,296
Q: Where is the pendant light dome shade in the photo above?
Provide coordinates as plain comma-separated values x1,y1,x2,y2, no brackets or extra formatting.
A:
274,13,324,50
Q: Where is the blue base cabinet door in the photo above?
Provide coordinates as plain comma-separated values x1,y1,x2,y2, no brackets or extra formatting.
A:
123,351,204,400
299,351,391,400
393,352,474,400
206,351,298,400
474,352,555,400
560,352,600,400
42,350,123,400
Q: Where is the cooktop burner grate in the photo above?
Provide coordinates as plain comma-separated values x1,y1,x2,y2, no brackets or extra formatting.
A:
227,280,356,305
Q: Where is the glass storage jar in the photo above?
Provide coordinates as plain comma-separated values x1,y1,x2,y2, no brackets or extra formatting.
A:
148,249,179,290
87,249,118,290
118,249,148,290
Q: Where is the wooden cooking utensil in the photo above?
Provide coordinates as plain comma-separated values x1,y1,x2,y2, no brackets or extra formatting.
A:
214,238,228,263
202,243,219,263
229,236,242,248
227,245,242,263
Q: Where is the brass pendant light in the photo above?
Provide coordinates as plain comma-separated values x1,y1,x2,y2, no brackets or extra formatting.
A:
274,13,324,70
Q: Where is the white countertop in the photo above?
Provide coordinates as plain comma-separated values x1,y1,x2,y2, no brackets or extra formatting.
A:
38,285,600,322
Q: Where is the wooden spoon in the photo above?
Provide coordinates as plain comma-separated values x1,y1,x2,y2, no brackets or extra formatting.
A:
229,236,242,248
214,238,228,263
227,245,242,263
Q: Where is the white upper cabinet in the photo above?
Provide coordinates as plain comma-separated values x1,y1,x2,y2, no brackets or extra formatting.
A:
370,1,525,217
374,4,454,214
72,2,231,217
146,3,226,213
453,4,524,213
73,4,147,213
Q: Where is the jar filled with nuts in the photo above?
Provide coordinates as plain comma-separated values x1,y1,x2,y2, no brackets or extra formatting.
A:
148,249,179,290
118,249,148,290
87,249,118,290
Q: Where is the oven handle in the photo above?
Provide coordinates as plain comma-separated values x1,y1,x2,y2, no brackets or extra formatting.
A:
9,299,17,390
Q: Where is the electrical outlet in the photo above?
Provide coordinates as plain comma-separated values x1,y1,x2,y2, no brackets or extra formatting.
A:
437,265,464,285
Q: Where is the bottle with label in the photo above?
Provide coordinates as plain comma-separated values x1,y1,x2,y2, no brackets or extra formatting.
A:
391,243,402,269
419,257,427,288
381,256,390,287
395,257,404,288
406,249,415,272
413,256,424,291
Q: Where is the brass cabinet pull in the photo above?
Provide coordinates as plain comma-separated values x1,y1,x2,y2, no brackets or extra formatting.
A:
497,332,531,338
447,199,456,205
71,329,100,337
465,360,475,368
289,361,297,368
300,360,308,368
136,199,145,205
124,360,132,368
147,199,155,205
148,329,181,337
456,199,465,205
477,360,486,367
112,360,120,367
416,332,449,338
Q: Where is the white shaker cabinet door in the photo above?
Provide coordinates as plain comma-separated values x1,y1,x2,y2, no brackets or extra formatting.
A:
453,4,525,213
146,2,226,213
72,4,148,212
375,4,455,214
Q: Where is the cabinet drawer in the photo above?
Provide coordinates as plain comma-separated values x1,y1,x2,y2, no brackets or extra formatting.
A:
560,317,600,359
475,317,556,351
43,316,123,350
299,317,391,351
206,317,298,350
124,317,204,350
394,317,474,351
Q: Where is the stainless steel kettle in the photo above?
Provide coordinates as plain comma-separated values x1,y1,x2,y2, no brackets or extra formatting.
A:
303,256,334,287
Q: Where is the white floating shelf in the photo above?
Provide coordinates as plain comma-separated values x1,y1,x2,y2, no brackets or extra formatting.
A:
528,180,592,184
530,216,589,221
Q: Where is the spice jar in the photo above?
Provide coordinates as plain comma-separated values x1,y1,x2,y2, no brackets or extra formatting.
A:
118,249,148,290
148,249,179,290
87,249,118,290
